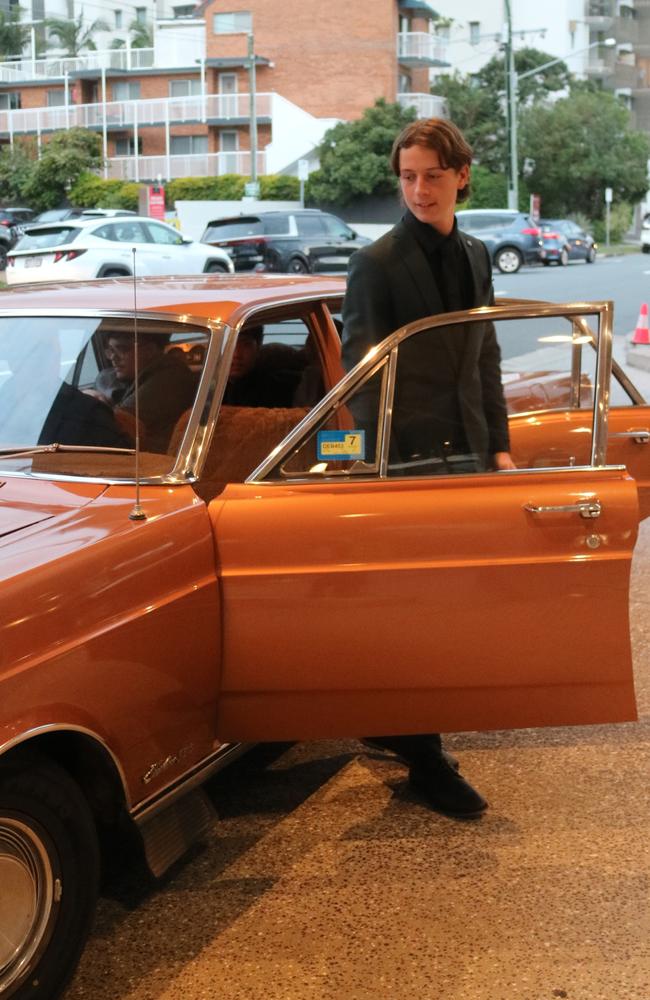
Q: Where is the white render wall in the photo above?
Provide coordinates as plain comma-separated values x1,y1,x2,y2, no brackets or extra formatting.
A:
431,0,593,81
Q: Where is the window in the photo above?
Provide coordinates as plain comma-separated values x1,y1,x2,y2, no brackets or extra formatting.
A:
0,92,21,110
135,6,147,24
322,215,353,239
469,21,480,45
113,81,141,101
219,130,238,151
169,78,202,98
213,10,251,33
114,10,122,28
114,137,142,155
296,215,326,237
111,221,148,243
173,4,195,15
145,222,183,245
47,90,66,107
170,134,208,155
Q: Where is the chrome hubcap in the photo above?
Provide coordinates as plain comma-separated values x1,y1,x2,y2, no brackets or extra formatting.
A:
0,819,55,993
499,252,519,273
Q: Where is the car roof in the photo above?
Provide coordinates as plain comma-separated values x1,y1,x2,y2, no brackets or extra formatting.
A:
21,215,170,232
0,273,346,325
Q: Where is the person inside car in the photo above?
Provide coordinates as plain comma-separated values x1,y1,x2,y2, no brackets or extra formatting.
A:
95,332,197,452
223,324,304,408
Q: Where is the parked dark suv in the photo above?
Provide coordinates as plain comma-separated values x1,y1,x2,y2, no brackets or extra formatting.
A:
455,209,543,273
201,209,371,274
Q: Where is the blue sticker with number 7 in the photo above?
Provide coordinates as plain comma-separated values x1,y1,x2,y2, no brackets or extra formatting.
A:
317,430,366,461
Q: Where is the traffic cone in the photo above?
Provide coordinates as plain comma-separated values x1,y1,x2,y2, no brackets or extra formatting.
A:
632,303,650,344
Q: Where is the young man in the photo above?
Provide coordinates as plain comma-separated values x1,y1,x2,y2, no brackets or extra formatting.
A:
342,117,514,818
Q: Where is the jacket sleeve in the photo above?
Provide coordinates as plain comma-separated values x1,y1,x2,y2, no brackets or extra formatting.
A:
478,248,510,454
341,249,396,374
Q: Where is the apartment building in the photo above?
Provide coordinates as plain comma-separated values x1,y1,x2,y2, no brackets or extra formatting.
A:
0,0,448,182
431,0,650,132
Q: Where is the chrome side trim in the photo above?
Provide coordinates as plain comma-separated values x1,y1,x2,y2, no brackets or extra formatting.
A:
131,742,249,824
0,723,130,802
591,301,613,466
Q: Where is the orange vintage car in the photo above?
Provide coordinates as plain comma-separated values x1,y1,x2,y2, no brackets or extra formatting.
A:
0,276,647,998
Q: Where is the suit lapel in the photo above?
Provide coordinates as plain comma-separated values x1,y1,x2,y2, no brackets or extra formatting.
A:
459,232,489,307
391,222,445,317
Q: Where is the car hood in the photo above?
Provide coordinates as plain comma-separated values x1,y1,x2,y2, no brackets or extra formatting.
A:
0,477,106,543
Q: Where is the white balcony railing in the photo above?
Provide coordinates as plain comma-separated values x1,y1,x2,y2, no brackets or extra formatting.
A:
0,92,272,136
397,92,447,119
0,47,155,83
108,150,266,182
398,32,447,63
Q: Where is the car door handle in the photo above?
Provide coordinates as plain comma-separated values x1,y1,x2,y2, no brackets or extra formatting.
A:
610,429,650,444
524,501,602,519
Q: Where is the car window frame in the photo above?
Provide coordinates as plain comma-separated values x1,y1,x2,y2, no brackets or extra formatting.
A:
250,300,618,485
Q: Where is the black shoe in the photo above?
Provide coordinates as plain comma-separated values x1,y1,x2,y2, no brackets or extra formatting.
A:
361,736,460,772
408,760,488,819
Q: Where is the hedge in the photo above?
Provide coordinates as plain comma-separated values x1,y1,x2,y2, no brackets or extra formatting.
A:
69,173,300,210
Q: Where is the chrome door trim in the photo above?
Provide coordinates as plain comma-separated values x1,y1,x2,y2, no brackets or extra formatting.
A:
250,300,616,483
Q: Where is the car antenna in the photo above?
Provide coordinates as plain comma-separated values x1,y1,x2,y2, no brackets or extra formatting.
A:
129,247,147,522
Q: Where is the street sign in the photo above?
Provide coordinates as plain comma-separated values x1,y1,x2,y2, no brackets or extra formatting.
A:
298,159,310,181
605,187,613,203
244,181,260,198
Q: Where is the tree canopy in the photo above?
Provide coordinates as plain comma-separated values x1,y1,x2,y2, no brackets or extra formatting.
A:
22,128,103,210
0,7,30,60
45,14,110,56
433,47,571,173
519,90,650,218
306,99,417,206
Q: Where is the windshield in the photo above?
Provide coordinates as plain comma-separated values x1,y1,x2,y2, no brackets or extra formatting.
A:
0,315,211,479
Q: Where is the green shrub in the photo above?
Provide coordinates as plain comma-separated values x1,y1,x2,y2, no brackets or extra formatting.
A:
591,202,633,245
259,174,299,200
464,166,508,209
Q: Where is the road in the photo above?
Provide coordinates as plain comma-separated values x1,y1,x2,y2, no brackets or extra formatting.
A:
493,249,648,338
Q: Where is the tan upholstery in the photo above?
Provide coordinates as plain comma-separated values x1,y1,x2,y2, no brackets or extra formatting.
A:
170,404,310,502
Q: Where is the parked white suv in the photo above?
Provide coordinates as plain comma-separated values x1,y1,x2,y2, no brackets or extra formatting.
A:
6,216,234,284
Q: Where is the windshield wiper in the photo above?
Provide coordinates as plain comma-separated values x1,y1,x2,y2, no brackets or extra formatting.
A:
0,443,135,459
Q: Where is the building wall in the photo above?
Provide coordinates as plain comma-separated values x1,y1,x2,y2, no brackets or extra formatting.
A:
204,0,400,120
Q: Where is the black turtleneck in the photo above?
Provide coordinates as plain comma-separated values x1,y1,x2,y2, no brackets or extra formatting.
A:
402,210,474,313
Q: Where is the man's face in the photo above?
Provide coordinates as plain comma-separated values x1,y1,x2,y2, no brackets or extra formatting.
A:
398,144,469,234
229,332,260,381
106,336,137,381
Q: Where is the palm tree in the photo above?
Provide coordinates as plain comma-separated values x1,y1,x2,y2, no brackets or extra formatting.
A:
129,19,153,49
45,14,110,56
0,8,31,61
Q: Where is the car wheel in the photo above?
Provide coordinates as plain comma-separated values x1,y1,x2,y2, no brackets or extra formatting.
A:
288,257,309,274
542,260,550,267
495,247,522,274
0,757,99,1000
101,269,129,278
205,262,228,273
559,249,569,266
587,247,596,263
642,245,650,254
0,247,7,270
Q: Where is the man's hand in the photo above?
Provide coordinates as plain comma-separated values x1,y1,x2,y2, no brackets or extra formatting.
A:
493,451,517,471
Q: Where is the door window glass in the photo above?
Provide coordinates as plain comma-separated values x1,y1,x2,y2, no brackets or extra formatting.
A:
145,222,183,245
322,215,353,239
296,215,327,236
112,222,148,243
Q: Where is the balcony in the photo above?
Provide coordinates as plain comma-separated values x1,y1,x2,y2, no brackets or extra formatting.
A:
397,32,448,67
584,57,615,77
0,93,273,137
0,48,155,84
397,92,447,118
108,150,267,182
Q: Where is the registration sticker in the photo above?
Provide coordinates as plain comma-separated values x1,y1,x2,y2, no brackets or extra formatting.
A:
317,430,365,461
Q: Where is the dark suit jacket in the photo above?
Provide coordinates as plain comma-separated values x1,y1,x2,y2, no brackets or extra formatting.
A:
341,218,510,460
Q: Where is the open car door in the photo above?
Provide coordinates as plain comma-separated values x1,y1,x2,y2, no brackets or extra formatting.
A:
208,301,639,742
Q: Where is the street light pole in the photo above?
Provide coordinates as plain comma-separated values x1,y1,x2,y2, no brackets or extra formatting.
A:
247,30,257,188
507,36,616,212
